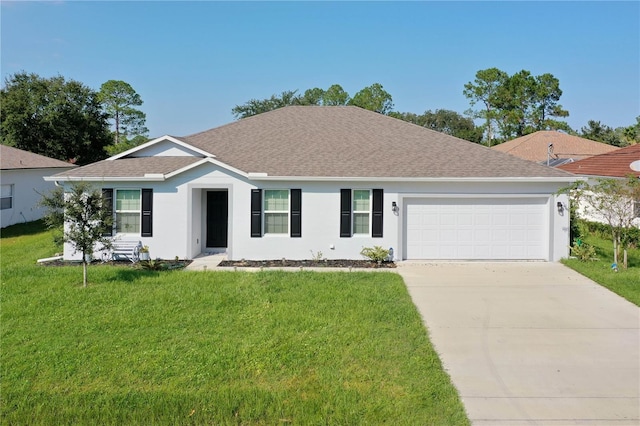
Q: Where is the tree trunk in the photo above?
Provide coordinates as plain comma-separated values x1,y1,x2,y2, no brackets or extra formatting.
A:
613,236,619,266
623,249,628,269
83,259,88,288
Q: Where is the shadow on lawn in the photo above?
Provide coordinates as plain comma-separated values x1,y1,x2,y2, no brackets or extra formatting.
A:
1,220,48,238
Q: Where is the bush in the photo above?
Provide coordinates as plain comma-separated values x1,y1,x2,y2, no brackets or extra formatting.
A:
579,219,640,249
360,246,390,263
570,241,597,262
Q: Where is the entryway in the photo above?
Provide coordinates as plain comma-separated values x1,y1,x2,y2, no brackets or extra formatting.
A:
206,190,228,249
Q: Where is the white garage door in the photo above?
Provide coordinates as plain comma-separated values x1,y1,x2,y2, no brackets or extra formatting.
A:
405,198,548,260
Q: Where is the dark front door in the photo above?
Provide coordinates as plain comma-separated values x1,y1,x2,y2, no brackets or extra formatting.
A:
206,191,228,248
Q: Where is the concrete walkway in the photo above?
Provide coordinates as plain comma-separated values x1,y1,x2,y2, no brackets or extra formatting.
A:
397,262,640,426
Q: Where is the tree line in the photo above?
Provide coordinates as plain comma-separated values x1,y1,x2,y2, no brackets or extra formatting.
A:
0,73,149,165
2,68,638,166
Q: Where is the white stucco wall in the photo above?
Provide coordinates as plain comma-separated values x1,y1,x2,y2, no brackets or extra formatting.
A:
1,168,74,228
62,161,571,262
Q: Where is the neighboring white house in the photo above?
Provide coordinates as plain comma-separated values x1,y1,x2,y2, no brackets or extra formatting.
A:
1,145,76,228
46,106,577,262
559,144,640,227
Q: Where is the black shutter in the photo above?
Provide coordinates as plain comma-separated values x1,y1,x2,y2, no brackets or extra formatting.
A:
251,189,262,237
372,189,383,238
340,189,351,238
141,189,153,237
102,188,113,236
290,189,301,238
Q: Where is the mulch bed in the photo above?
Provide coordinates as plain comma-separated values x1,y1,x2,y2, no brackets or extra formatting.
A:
218,259,396,268
40,259,193,268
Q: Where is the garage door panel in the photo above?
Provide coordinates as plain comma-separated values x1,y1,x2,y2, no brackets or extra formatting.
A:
405,198,548,260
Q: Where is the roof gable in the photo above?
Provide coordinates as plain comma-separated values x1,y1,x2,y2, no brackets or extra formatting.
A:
492,131,619,163
0,145,76,170
557,144,640,178
109,135,213,160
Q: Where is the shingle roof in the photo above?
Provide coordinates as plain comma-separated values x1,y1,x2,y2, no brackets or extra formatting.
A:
0,145,76,170
492,131,619,163
54,106,575,180
181,106,571,178
557,144,640,178
52,157,201,179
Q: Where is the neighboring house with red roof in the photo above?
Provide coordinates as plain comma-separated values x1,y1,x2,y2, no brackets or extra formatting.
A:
46,106,576,262
558,144,640,227
1,145,76,228
492,130,619,166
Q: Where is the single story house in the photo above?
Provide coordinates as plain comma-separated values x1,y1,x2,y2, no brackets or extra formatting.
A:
558,144,640,227
1,145,76,228
47,106,576,262
492,130,619,167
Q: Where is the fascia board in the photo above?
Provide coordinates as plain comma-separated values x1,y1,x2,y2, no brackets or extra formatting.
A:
43,176,166,182
246,175,581,183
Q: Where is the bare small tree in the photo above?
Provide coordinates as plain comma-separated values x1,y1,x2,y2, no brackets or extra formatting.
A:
40,182,113,287
570,177,640,268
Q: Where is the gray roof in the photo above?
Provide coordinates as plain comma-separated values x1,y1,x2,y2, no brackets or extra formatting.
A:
52,157,201,179
1,145,76,170
53,106,574,180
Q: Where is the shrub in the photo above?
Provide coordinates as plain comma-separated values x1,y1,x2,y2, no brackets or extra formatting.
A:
570,241,597,262
360,246,390,263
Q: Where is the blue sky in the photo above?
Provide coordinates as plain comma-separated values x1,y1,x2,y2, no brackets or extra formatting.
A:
2,1,638,138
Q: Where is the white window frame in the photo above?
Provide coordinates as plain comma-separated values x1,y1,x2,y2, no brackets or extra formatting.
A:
115,189,142,235
352,189,371,236
1,184,13,210
264,189,290,235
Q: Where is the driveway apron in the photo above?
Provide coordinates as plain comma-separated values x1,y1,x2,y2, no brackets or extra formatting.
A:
398,262,640,426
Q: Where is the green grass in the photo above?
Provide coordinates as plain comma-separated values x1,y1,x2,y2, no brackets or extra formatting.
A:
562,234,640,307
1,221,469,425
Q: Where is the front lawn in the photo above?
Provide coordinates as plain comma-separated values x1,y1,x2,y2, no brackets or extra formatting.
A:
1,221,469,425
562,234,640,307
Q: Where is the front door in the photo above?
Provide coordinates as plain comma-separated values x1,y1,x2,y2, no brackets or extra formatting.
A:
206,191,228,248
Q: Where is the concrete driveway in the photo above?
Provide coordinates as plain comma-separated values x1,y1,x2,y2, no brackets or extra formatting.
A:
398,262,639,426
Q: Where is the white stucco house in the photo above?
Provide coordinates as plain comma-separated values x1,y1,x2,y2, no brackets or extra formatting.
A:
558,144,640,228
1,145,76,228
46,106,576,262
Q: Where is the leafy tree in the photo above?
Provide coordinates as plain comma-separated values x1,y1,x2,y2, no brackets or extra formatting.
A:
232,90,302,119
568,177,640,268
579,120,625,146
464,68,569,143
322,84,350,106
40,181,113,287
389,109,483,143
348,83,393,114
232,83,386,119
300,87,325,105
98,80,148,145
621,116,640,145
105,134,150,156
0,72,111,165
530,73,570,130
463,67,508,145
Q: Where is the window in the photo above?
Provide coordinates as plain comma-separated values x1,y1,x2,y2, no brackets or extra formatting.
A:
103,188,152,237
264,189,289,234
1,184,13,210
341,188,383,238
352,190,370,235
115,189,141,233
251,189,301,238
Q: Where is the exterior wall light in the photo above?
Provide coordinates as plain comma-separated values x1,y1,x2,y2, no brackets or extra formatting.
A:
392,201,399,213
557,201,564,214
